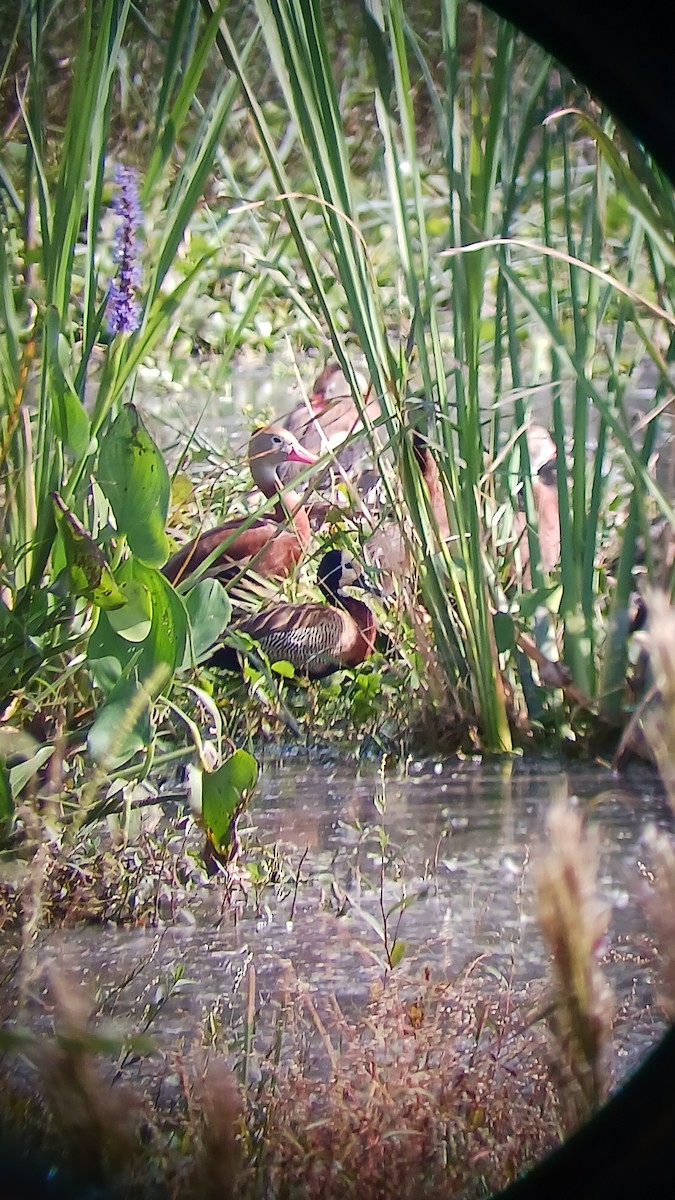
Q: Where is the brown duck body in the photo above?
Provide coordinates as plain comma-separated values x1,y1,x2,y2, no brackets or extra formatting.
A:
163,427,316,586
233,594,377,679
277,363,380,484
513,425,561,577
162,502,312,585
210,550,379,679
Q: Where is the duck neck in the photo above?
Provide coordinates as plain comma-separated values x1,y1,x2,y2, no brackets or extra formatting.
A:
256,466,304,521
339,594,378,654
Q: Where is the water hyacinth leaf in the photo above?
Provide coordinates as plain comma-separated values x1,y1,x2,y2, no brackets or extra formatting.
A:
8,746,55,798
87,560,188,692
52,494,126,609
183,579,232,665
97,404,170,566
202,749,259,857
88,675,153,767
45,308,91,457
0,760,13,841
107,579,153,642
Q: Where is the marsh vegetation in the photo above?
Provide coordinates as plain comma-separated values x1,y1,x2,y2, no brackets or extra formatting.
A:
0,0,674,1195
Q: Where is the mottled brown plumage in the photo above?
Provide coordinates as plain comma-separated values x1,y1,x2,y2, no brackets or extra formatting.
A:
163,427,317,586
211,550,379,679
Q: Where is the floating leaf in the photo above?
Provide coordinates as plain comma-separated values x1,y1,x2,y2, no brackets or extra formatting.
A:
183,579,232,665
52,493,126,609
202,748,258,859
98,403,170,566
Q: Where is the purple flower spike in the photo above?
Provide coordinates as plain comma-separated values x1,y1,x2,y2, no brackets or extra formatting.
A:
107,165,143,334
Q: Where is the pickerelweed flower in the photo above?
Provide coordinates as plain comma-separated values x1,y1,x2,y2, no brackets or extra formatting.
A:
107,164,142,334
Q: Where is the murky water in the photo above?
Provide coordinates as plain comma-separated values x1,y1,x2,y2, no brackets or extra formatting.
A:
8,758,671,1093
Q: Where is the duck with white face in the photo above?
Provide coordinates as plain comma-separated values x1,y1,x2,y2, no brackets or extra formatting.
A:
210,549,380,679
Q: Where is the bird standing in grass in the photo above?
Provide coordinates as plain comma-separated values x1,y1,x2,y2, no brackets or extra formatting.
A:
210,549,380,679
163,426,318,587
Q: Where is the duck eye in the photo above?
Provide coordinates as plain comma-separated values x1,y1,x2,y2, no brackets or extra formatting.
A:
271,435,282,445
344,560,353,571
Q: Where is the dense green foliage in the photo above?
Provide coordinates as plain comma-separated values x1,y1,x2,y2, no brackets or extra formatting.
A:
0,0,674,835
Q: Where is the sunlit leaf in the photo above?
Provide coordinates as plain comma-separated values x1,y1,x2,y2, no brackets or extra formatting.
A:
183,579,232,665
52,493,126,609
271,659,295,678
107,579,153,642
87,560,188,692
97,403,171,566
389,939,406,968
202,748,258,857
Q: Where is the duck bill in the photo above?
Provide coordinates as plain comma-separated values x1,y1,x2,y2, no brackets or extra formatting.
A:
355,574,383,597
287,444,319,466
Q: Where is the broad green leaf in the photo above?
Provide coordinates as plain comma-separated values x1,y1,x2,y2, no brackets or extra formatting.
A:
8,746,55,798
52,493,126,609
97,404,170,566
88,675,153,767
202,749,258,856
107,580,153,642
87,560,188,692
183,579,232,665
271,659,295,678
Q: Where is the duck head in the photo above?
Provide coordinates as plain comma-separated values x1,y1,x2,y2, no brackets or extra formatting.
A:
248,426,318,494
317,548,381,600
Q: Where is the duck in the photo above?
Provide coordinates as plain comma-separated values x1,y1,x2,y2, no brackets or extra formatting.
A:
512,425,561,577
209,549,380,679
366,431,451,591
163,427,318,587
276,362,380,485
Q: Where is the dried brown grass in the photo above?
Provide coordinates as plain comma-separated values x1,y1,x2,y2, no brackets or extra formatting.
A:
535,800,613,1126
241,967,562,1200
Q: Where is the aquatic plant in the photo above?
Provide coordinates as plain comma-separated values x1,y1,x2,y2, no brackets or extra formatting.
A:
0,0,255,818
535,799,613,1124
107,165,143,335
204,0,675,753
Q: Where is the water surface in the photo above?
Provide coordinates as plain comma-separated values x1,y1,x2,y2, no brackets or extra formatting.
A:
10,757,669,1091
